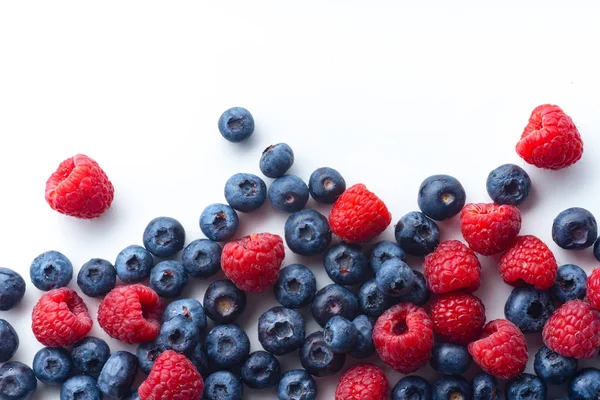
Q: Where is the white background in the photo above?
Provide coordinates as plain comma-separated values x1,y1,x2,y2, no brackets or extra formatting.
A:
1,1,600,398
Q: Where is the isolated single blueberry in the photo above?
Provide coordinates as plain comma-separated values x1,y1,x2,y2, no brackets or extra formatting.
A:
260,143,294,178
203,279,247,323
0,362,37,400
181,239,222,279
205,324,250,371
150,260,189,298
268,175,309,213
375,259,415,297
551,264,587,304
324,242,369,286
241,351,281,389
395,211,440,256
115,245,154,284
71,336,110,376
218,107,254,143
285,209,332,256
77,258,116,297
504,286,554,332
200,203,239,242
33,347,73,385
392,375,432,400
418,174,466,221
277,369,317,400
224,172,267,212
30,250,73,291
60,375,101,400
552,207,598,250
143,216,186,258
486,163,531,206
534,345,577,385
258,306,305,356
308,167,346,204
203,370,244,400
274,264,317,309
0,267,26,311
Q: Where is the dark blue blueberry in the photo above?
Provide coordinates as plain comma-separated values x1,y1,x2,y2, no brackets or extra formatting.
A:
551,264,587,304
149,260,188,298
311,284,359,327
395,211,441,256
61,375,101,400
203,279,247,323
433,375,471,400
136,340,168,374
506,373,546,400
392,375,432,400
200,203,239,242
182,239,222,279
71,336,110,376
277,369,317,400
375,259,415,297
0,319,18,363
187,342,209,377
504,286,554,332
268,175,309,213
534,345,577,385
206,324,250,370
369,240,406,274
157,315,200,354
473,373,500,400
218,107,254,143
114,245,153,284
323,315,357,354
552,207,598,250
300,331,345,377
260,143,294,178
97,351,138,398
162,298,207,333
224,173,267,213
349,315,374,359
486,164,531,206
358,278,395,317
0,267,26,311
308,167,346,204
29,250,72,291
274,264,316,309
570,368,600,400
77,258,116,297
396,270,431,306
0,362,37,400
284,209,331,256
595,238,600,262
142,216,186,257
258,306,305,356
324,243,369,286
418,174,466,221
32,347,72,385
241,350,281,389
203,370,243,400
123,391,140,400
430,343,471,375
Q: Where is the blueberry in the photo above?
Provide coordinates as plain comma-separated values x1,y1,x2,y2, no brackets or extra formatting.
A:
224,172,267,212
115,245,153,284
77,258,116,297
29,250,73,291
258,306,305,356
274,264,317,309
284,209,332,256
349,315,374,359
123,391,140,400
595,238,600,262
311,284,359,327
375,259,415,297
260,143,294,178
136,340,168,374
203,279,247,323
323,243,369,286
396,270,431,306
203,370,244,400
551,264,587,304
205,324,250,370
97,351,138,398
149,260,188,298
142,216,186,257
0,362,37,400
218,107,254,143
534,345,577,385
395,211,441,256
156,315,200,354
199,203,239,242
308,167,346,204
506,373,546,400
300,331,345,377
71,336,110,376
187,342,209,377
570,368,600,400
486,164,531,206
61,375,101,400
181,239,222,279
392,375,432,400
552,207,598,250
32,347,72,385
432,375,471,400
323,315,357,354
277,369,317,400
241,351,281,389
473,373,500,400
0,319,18,363
0,267,26,311
358,278,395,317
430,343,471,375
369,241,406,274
418,174,466,221
504,286,554,332
268,175,309,213
162,298,207,333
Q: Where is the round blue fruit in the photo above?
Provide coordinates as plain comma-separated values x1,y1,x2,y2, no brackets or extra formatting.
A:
29,250,73,291
218,107,254,143
61,375,101,400
0,362,37,400
595,238,600,262
0,267,26,311
570,368,600,400
268,174,309,213
284,209,331,256
473,373,500,400
375,259,415,297
71,336,110,376
300,331,345,377
156,315,200,354
77,258,117,298
308,167,346,204
486,163,531,206
396,270,431,306
224,172,267,212
417,174,466,221
258,306,305,356
551,264,587,304
0,319,19,363
312,284,359,327
278,369,317,400
349,315,374,359
142,216,186,257
506,373,546,400
203,279,247,323
323,242,369,286
369,240,406,274
203,370,244,400
97,351,138,399
430,342,471,375
114,245,153,284
260,143,294,178
182,239,222,279
241,351,281,389
433,375,471,400
274,264,317,309
504,286,554,332
187,342,209,377
392,375,432,400
33,347,73,385
162,298,207,333
136,340,168,374
534,345,577,385
358,278,395,317
199,203,239,242
552,207,598,250
323,315,357,354
205,324,250,370
395,211,440,256
149,260,188,298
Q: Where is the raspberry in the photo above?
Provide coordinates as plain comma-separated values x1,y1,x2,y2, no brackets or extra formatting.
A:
32,288,92,347
586,268,600,310
423,240,481,294
460,203,522,255
373,303,434,374
429,293,486,345
98,284,163,344
45,154,114,219
329,184,392,243
334,364,389,400
516,104,583,170
468,319,528,380
542,300,600,359
498,235,557,290
221,233,285,293
138,350,204,400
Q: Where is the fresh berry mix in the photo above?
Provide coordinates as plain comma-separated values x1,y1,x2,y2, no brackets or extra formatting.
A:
136,340,168,375
97,351,138,398
142,216,186,257
199,203,239,242
472,373,500,400
460,202,522,255
311,283,359,327
432,375,471,400
391,376,432,400
205,324,250,370
587,267,600,310
349,315,375,359
203,279,247,323
61,375,102,400
278,369,317,400
218,106,254,143
569,368,600,400
224,172,267,212
417,174,466,221
369,240,406,274
323,242,369,286
394,211,440,256
506,373,547,400
375,259,415,297
29,250,73,291
323,315,358,354
162,297,207,333
334,364,389,400
203,370,243,400
423,240,481,294
0,362,37,400
397,270,431,306
358,278,395,317
71,336,110,376
139,350,204,400
552,207,598,250
156,315,200,354
0,319,19,362
268,174,310,213
181,239,222,279
300,331,346,377
32,347,73,385
551,263,588,304
274,263,316,309
533,345,577,385
308,166,346,204
114,244,154,284
0,267,26,311
149,260,189,298
486,163,532,206
284,209,331,256
260,142,295,178
240,350,281,389
77,258,117,297
430,342,471,375
498,235,557,289
504,286,555,332
258,306,305,355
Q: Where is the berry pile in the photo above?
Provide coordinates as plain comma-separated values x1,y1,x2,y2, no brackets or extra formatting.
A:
0,104,599,400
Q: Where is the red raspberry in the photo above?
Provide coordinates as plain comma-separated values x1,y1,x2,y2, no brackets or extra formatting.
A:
98,284,163,344
138,350,204,400
468,319,528,380
373,303,434,374
460,203,521,255
32,288,93,347
334,364,389,400
45,154,114,219
423,240,481,294
498,235,557,290
516,104,583,170
221,233,285,293
329,184,392,243
542,300,600,359
429,293,486,345
586,268,600,310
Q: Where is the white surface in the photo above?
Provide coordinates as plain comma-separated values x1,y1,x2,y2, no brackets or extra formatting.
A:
1,1,600,398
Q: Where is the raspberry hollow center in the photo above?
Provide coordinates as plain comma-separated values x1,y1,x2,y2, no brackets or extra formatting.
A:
392,320,408,335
